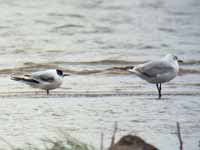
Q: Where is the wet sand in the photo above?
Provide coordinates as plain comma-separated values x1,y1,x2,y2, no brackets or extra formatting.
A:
0,73,200,150
0,95,200,150
0,0,200,149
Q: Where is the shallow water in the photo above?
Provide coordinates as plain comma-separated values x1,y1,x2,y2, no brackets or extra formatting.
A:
0,0,200,149
0,95,200,150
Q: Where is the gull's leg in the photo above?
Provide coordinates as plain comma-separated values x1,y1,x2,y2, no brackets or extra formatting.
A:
46,90,49,95
156,84,159,98
156,83,162,99
159,83,162,99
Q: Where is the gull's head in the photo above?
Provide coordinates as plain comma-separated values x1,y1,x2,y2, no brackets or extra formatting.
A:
56,69,69,77
164,54,183,63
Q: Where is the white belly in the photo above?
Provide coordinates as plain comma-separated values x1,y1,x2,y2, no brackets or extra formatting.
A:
136,71,177,84
30,80,62,90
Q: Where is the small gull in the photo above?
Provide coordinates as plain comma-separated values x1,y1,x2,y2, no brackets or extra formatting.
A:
126,54,183,99
11,69,69,95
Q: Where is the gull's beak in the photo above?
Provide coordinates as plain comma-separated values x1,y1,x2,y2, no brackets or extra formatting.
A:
63,74,70,77
178,59,183,63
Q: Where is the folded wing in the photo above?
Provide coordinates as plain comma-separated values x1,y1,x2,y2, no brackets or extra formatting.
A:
31,71,55,82
136,61,174,77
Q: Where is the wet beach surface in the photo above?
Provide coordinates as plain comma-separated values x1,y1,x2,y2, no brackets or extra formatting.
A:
0,73,200,150
0,0,200,149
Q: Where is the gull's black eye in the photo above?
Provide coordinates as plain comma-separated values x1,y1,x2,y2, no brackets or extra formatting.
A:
129,66,134,69
173,55,178,60
56,69,63,76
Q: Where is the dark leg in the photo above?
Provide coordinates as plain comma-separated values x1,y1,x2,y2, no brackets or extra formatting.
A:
156,84,159,98
159,83,162,99
156,83,162,99
46,90,49,95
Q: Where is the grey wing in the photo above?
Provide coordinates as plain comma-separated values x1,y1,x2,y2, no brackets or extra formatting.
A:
31,73,55,82
136,61,174,77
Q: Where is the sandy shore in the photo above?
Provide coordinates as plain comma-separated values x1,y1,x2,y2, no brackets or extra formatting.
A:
0,95,200,150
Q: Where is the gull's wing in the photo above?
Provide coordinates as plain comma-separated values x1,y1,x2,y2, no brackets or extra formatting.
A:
31,70,55,82
135,60,174,77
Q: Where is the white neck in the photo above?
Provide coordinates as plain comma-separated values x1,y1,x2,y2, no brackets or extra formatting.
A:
163,55,179,73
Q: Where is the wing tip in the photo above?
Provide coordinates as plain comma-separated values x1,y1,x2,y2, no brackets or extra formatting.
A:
11,76,40,84
11,76,22,81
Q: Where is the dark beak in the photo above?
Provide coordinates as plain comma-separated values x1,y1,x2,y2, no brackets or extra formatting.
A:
63,74,70,77
178,59,183,63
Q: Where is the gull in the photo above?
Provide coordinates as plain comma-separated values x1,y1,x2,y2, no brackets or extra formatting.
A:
11,69,69,95
126,54,183,99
